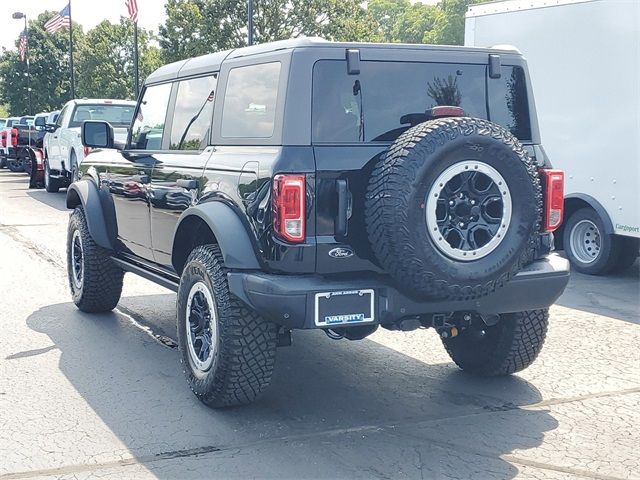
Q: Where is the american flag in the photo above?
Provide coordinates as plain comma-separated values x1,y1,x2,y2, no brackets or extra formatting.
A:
44,4,71,34
18,31,28,62
126,0,139,23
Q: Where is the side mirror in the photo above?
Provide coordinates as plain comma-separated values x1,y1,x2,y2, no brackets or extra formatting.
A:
82,120,115,149
44,123,58,133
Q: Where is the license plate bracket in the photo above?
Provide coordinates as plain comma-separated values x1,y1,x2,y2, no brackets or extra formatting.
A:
314,289,375,327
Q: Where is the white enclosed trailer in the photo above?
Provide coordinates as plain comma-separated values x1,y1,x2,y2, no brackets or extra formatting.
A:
465,0,639,274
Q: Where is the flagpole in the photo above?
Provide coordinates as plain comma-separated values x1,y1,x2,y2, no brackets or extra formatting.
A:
68,0,75,99
25,16,32,115
133,21,139,98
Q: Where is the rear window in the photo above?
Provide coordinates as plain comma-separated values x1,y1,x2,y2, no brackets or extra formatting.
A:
312,60,531,143
70,104,135,128
221,62,281,138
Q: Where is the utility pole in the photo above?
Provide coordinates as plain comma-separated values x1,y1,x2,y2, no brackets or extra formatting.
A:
248,0,254,46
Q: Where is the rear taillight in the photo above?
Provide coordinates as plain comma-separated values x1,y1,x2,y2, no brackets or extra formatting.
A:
540,169,564,232
10,128,18,147
83,146,92,157
272,174,306,243
1,131,6,147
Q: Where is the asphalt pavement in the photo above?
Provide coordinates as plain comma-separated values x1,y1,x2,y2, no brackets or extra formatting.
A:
0,170,638,480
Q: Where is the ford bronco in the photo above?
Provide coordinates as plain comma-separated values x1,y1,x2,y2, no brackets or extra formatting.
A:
68,38,569,407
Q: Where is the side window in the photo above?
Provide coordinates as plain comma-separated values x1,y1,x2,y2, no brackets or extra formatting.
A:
169,74,217,150
221,62,281,138
130,83,172,150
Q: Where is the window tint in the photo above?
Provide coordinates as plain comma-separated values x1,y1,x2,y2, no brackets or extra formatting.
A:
487,66,531,141
312,60,531,143
221,62,281,138
169,75,217,150
130,83,172,150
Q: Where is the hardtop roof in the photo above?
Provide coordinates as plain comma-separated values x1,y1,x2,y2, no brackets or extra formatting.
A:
144,37,523,85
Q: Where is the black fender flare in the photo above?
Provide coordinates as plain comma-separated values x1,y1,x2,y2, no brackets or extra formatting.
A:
66,180,114,250
565,193,614,235
173,202,261,270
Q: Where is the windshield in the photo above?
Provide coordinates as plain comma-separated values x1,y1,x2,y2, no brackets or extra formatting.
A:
70,104,135,128
312,60,531,143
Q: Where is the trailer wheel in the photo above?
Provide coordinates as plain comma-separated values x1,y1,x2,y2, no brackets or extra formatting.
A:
613,237,639,272
563,207,622,275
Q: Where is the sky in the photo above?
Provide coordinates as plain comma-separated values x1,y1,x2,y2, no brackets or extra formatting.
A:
0,0,167,51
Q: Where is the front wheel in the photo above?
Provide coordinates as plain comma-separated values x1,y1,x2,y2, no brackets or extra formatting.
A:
442,309,549,376
7,158,25,172
177,244,278,408
67,207,124,312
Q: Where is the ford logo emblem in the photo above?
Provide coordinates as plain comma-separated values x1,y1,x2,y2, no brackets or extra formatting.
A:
328,247,354,259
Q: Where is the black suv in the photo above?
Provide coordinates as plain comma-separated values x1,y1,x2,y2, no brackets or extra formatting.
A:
70,38,569,407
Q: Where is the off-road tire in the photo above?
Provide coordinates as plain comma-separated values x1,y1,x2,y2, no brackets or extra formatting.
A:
366,117,541,300
177,244,278,408
442,309,549,376
563,207,621,275
67,207,123,312
44,159,60,193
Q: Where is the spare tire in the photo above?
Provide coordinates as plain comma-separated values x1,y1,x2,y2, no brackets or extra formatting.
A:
365,117,541,300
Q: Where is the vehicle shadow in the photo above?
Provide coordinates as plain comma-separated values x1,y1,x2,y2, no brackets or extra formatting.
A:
21,299,558,479
25,189,68,211
556,254,639,324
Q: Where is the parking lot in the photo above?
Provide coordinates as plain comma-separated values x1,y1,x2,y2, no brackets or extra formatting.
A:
0,169,638,479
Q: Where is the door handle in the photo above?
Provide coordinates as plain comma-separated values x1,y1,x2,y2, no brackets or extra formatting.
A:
177,179,198,190
132,174,150,184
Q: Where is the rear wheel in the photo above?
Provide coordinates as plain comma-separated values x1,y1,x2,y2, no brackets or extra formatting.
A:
442,309,549,376
70,151,79,183
563,207,621,275
177,244,278,408
44,159,60,193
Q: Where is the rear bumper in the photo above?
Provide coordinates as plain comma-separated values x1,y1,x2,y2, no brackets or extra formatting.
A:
228,254,570,329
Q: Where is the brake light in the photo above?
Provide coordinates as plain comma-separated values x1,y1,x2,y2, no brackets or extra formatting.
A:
272,174,306,243
431,106,465,118
1,131,6,147
540,169,564,232
10,128,18,147
83,146,92,157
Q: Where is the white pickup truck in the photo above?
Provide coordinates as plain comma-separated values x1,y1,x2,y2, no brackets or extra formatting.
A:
43,99,136,193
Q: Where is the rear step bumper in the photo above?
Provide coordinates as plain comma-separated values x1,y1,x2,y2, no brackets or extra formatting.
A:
228,254,570,330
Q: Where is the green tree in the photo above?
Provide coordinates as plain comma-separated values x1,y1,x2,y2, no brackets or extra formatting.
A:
159,0,381,63
368,0,410,42
0,11,83,114
423,0,481,45
392,2,437,44
76,18,162,99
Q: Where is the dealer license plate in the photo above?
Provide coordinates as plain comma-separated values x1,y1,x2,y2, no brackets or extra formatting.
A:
314,289,375,327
